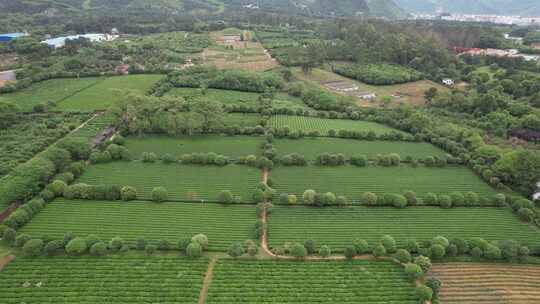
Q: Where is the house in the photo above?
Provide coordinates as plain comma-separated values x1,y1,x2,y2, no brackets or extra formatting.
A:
42,33,118,48
357,92,377,100
115,64,130,75
220,35,241,43
0,32,28,42
442,78,455,86
325,81,358,92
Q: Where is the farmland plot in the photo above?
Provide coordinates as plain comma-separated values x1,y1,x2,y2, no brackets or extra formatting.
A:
270,165,496,199
268,206,540,250
56,75,163,111
166,87,262,107
19,199,256,251
78,162,261,201
125,135,264,159
429,263,540,304
0,256,207,304
269,115,404,136
206,260,416,304
274,137,446,160
68,112,116,141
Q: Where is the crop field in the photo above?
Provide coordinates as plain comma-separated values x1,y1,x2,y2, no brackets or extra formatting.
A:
0,256,208,304
0,77,99,112
68,112,116,141
124,135,264,159
206,260,416,303
222,113,264,127
273,138,446,160
19,199,256,251
166,87,261,107
55,75,163,111
269,115,403,136
268,206,540,250
270,165,496,199
77,162,261,201
429,263,540,304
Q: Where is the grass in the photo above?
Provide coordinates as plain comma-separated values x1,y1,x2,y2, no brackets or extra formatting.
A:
77,162,261,202
273,137,446,160
270,165,496,199
207,260,416,303
56,75,163,111
19,199,256,251
0,256,207,304
0,78,99,112
269,115,403,136
124,135,264,159
268,206,540,250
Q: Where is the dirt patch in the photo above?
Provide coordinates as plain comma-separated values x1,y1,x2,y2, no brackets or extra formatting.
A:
0,255,15,272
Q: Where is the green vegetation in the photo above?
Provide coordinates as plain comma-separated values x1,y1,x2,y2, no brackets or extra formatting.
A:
68,113,116,141
271,165,496,199
207,260,416,303
333,63,423,85
268,206,540,250
56,75,163,111
273,138,446,160
0,256,207,304
269,115,403,136
0,78,99,112
78,162,260,201
166,87,262,107
125,135,264,159
19,199,256,251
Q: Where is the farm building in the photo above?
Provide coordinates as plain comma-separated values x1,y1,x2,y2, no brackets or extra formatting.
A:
325,81,358,92
42,33,118,48
0,32,28,42
442,78,455,86
357,92,377,100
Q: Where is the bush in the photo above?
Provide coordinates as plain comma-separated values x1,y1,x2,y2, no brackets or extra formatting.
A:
493,193,506,207
350,155,368,167
517,208,535,222
304,239,317,255
44,239,64,255
430,244,446,259
151,187,168,202
302,189,317,205
432,236,449,248
392,194,408,208
120,186,137,201
394,249,412,263
353,239,370,254
319,245,331,257
49,180,67,196
373,244,387,257
66,238,88,255
424,193,438,205
485,244,502,260
191,234,209,250
415,285,433,302
217,190,234,204
186,242,202,258
439,195,452,208
361,192,378,206
228,242,245,258
405,263,424,280
344,245,357,259
23,239,44,257
15,234,31,248
403,191,417,205
287,194,297,205
145,244,157,255
157,239,171,250
90,242,108,256
136,238,147,250
406,239,420,253
2,227,16,244
381,235,397,253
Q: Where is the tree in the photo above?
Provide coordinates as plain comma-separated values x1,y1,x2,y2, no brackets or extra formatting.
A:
50,180,67,196
291,243,307,258
439,195,452,208
109,237,124,252
361,192,378,206
120,186,137,201
380,235,396,253
319,245,331,257
145,244,157,255
302,189,317,205
430,244,446,259
228,242,245,258
0,101,19,129
23,239,44,257
217,190,234,204
426,277,441,298
424,87,438,102
304,239,317,255
287,194,297,205
15,234,31,247
66,238,88,255
353,239,369,254
186,242,203,258
344,245,357,259
394,249,412,263
44,240,64,255
485,244,502,260
432,236,449,248
2,227,16,244
373,244,387,257
151,187,168,202
415,285,433,302
392,194,408,208
191,234,209,250
405,263,424,280
414,255,432,273
90,242,108,256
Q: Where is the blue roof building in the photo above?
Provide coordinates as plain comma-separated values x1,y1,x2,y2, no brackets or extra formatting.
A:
0,33,27,42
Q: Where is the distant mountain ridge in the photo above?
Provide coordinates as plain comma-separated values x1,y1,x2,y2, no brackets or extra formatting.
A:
394,0,540,17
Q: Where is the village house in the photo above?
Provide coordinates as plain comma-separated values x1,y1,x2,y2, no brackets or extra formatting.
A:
357,92,377,100
325,81,358,92
114,64,130,75
0,32,28,42
442,78,455,86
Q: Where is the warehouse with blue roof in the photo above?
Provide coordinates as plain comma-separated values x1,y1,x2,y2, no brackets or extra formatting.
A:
0,33,28,42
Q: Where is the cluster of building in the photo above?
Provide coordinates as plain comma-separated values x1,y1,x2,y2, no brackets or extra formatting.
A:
41,33,118,48
412,13,539,26
454,47,540,62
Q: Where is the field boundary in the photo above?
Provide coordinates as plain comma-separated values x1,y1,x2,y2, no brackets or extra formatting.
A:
198,257,217,304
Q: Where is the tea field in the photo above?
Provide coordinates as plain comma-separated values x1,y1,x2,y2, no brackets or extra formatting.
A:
19,199,256,251
267,206,540,250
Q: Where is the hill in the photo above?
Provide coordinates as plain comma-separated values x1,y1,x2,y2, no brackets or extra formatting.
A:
395,0,540,17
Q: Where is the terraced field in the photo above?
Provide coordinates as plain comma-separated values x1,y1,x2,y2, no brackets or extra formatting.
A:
274,138,446,160
166,87,261,107
78,162,261,201
0,77,99,112
0,256,208,304
270,165,496,199
269,115,404,136
429,263,540,304
19,199,256,251
268,206,540,250
206,260,416,304
124,135,264,159
55,75,163,111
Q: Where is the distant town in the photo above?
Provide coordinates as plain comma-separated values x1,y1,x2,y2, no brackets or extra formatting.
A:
411,13,540,26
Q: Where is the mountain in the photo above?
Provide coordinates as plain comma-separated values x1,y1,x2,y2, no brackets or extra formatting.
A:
394,0,540,17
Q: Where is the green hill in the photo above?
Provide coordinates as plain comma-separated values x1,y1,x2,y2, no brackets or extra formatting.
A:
395,0,540,17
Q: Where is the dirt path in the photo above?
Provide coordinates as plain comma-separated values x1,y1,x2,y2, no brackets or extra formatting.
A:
0,202,21,223
198,257,217,304
0,255,15,272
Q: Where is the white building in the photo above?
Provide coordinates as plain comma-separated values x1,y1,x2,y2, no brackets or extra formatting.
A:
42,33,118,48
442,79,455,86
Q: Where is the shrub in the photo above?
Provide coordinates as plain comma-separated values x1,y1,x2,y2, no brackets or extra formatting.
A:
186,242,202,258
373,244,387,257
44,239,64,255
430,244,446,259
405,263,424,280
290,243,307,258
157,239,171,250
403,191,417,205
414,255,432,272
228,242,245,258
151,187,168,202
217,190,234,204
65,238,88,255
304,239,317,255
178,238,192,252
85,234,101,248
439,195,452,208
344,245,357,259
361,192,378,206
145,244,157,255
136,238,147,251
15,234,31,248
120,186,137,201
380,235,397,253
464,191,479,206
432,236,449,248
319,245,331,257
493,193,506,207
23,239,44,257
49,180,67,196
353,239,370,254
517,208,535,222
394,249,412,263
426,277,441,298
406,239,420,253
287,194,297,205
191,234,209,250
424,193,438,205
485,244,502,260
392,194,408,209
450,192,465,206
350,155,368,166
302,190,317,205
109,237,124,252
90,242,108,256
415,285,433,302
